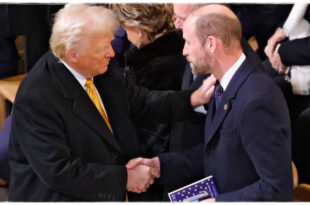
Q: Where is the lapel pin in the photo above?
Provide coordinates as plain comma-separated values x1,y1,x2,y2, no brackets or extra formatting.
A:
224,104,228,110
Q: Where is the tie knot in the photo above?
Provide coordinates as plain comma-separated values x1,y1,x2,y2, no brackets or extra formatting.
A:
214,81,223,96
214,81,223,110
85,78,93,87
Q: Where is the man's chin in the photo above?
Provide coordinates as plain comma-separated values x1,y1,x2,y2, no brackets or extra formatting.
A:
189,62,195,71
97,66,108,76
190,64,198,76
102,67,108,74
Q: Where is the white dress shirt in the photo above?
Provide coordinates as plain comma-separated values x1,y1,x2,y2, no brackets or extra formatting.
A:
220,52,246,91
193,53,246,114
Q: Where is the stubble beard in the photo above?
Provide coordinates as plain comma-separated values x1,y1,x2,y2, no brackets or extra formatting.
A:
187,55,209,76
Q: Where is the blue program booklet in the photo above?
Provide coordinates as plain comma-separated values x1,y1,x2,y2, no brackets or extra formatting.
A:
168,175,218,202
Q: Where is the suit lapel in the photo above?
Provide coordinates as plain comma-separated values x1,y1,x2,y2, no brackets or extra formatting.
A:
205,57,254,146
204,96,215,138
48,52,122,152
205,96,230,145
71,90,122,153
93,66,140,156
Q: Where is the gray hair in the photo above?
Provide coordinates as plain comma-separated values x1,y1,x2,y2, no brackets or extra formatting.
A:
50,4,119,59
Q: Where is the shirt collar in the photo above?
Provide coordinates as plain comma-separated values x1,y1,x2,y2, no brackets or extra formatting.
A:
60,59,92,89
220,52,246,91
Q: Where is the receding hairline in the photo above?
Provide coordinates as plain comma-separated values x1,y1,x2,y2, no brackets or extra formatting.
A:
184,4,242,50
189,4,238,22
173,3,206,11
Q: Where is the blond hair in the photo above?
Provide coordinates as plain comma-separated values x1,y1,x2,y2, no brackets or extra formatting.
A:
50,4,119,59
110,4,174,41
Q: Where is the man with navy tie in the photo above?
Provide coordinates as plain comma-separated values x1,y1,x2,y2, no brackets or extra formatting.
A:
127,4,292,201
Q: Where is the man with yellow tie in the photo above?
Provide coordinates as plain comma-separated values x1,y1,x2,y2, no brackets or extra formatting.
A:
8,4,172,201
8,4,141,201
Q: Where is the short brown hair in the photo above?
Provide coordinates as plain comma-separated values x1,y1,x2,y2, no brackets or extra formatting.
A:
194,12,241,48
110,4,174,41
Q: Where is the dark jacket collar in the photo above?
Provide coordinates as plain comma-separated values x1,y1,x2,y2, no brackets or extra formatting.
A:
204,52,261,146
46,51,122,153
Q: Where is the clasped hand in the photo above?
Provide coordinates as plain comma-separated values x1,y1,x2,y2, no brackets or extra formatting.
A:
126,157,160,193
264,28,289,74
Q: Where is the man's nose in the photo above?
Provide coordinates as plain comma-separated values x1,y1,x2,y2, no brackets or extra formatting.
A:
182,44,188,56
107,44,115,58
174,18,183,29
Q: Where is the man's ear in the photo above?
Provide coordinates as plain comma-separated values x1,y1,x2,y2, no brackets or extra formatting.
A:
205,36,217,53
66,49,78,63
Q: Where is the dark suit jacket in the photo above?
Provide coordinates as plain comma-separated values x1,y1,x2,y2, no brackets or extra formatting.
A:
279,36,310,66
169,37,260,153
159,52,292,201
277,6,310,66
8,51,170,201
162,38,263,200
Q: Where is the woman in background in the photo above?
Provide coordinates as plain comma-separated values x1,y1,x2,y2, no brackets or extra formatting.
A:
110,4,186,91
110,4,187,201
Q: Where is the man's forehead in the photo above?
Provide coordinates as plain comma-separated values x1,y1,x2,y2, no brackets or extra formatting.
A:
88,31,114,40
183,15,195,29
182,20,193,38
192,4,237,19
174,4,193,15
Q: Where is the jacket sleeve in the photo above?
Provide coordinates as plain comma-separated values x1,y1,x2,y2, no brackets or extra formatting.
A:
126,78,193,124
158,144,205,187
11,94,127,201
278,37,310,66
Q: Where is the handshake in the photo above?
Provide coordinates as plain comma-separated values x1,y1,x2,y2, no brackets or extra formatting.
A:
126,157,160,193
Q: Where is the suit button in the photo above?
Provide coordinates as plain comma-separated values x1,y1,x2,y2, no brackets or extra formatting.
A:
111,153,119,160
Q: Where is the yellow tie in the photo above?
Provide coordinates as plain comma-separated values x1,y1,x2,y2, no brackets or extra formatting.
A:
85,79,113,133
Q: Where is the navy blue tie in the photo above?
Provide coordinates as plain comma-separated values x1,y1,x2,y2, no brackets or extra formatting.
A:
214,81,223,110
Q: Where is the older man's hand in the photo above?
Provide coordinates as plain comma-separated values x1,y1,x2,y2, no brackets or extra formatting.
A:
190,74,216,108
126,164,154,193
270,51,289,75
264,27,287,59
126,157,160,178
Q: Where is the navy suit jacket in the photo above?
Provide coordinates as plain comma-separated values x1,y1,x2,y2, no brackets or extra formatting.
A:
279,36,310,66
159,52,292,201
278,6,310,66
